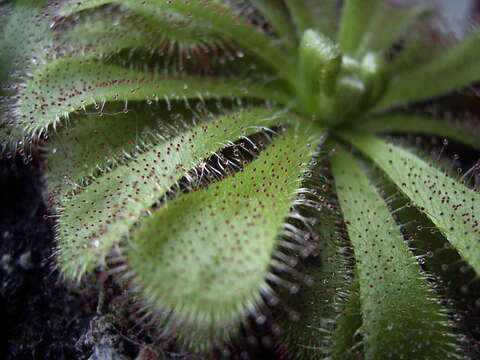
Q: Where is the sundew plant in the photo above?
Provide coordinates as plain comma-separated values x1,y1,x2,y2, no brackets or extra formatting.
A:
1,0,480,358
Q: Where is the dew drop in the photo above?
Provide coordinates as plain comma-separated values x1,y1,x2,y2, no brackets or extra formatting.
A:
289,284,300,294
255,314,267,325
453,313,463,322
267,296,279,307
304,275,314,286
289,311,300,322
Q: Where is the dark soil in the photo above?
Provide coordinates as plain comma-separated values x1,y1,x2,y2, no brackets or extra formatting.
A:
0,156,93,359
0,157,168,360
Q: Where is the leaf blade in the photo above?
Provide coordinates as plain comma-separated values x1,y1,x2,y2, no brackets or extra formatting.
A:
338,0,382,56
7,58,287,147
356,114,480,151
331,144,462,359
377,30,480,110
284,0,316,34
342,131,480,275
57,0,296,85
250,0,296,52
55,4,219,59
355,3,427,57
127,122,322,349
55,107,287,282
277,173,358,359
44,103,172,198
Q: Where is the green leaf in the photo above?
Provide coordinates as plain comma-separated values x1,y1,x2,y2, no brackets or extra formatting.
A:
318,76,366,126
338,0,382,56
250,0,296,52
57,0,296,86
55,107,286,282
373,165,480,343
284,0,316,34
385,19,447,77
45,100,250,198
302,0,341,39
127,122,321,349
331,144,462,359
55,4,218,60
342,131,480,275
327,285,362,360
56,0,110,12
278,193,356,359
355,114,480,151
355,3,427,57
0,0,52,85
255,0,341,40
298,29,341,113
377,30,480,110
1,0,53,142
8,58,286,146
44,102,167,198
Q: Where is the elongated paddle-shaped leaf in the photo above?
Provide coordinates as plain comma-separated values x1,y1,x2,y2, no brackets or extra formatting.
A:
0,0,53,143
279,201,356,359
56,107,284,282
377,30,480,110
127,123,321,349
356,114,480,150
355,3,427,57
327,284,362,360
10,58,286,142
44,103,176,197
0,0,52,84
284,0,315,34
250,0,296,52
302,0,341,39
331,145,461,359
57,0,296,85
338,0,382,56
343,131,480,275
55,5,218,60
